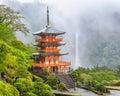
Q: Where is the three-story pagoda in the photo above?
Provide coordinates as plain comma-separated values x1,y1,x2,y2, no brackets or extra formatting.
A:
33,7,71,73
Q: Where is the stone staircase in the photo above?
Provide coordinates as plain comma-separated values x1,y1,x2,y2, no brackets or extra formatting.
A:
56,73,75,89
30,71,47,81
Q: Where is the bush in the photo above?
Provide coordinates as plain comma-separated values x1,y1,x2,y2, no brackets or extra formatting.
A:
109,80,120,86
46,73,58,89
26,92,37,96
89,71,118,82
14,78,33,93
33,82,53,96
77,81,81,87
80,73,92,82
102,80,110,85
59,82,65,90
52,86,57,90
32,75,43,82
0,81,19,96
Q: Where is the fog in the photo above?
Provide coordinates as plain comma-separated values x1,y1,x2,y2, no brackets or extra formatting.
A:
1,0,120,69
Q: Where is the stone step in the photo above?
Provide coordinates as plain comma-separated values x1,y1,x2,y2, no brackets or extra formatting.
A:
56,73,75,89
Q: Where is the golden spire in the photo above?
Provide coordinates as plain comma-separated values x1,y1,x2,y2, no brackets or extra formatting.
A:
46,6,51,28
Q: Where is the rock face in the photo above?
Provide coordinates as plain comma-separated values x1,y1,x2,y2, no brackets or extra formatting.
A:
56,73,75,89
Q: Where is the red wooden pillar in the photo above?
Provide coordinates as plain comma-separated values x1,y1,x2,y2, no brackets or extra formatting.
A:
64,66,66,72
59,66,62,72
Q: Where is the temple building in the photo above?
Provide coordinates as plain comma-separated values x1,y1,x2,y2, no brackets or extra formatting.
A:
33,7,71,73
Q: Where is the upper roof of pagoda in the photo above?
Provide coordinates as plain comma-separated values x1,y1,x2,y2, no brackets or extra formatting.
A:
33,27,65,36
33,7,65,36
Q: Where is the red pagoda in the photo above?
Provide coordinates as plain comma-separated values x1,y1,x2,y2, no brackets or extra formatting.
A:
33,7,71,73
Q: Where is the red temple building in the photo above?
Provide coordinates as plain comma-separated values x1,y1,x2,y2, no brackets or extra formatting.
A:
33,7,71,73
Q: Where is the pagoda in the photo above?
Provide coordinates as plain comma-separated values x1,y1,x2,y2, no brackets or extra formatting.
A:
33,7,71,73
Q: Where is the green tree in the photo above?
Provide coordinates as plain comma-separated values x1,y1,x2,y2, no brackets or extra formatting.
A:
14,78,33,94
26,92,37,96
0,5,29,34
46,73,58,89
116,64,120,76
33,82,52,96
70,70,79,79
0,23,15,42
89,71,118,82
59,82,65,90
80,73,92,82
0,81,19,96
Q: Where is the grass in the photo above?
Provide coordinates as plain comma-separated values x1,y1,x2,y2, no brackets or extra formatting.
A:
106,86,120,90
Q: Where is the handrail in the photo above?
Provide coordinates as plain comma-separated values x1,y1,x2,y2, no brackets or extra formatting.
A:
36,38,62,42
33,61,71,67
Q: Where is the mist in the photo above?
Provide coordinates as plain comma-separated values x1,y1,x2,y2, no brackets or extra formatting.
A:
1,0,120,69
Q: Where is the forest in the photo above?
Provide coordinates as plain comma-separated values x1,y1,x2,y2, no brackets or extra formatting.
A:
0,5,52,96
0,4,120,96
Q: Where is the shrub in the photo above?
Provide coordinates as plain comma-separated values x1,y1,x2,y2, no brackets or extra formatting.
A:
46,73,58,89
77,81,81,87
33,82,52,96
26,92,37,96
89,71,118,82
109,80,120,86
53,86,57,90
0,81,19,96
59,82,66,90
14,78,33,93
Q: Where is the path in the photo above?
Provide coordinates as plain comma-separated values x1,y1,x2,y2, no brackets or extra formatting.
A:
53,88,120,96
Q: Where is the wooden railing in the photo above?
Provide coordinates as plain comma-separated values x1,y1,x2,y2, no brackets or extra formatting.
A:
40,48,60,52
36,38,62,42
33,61,71,67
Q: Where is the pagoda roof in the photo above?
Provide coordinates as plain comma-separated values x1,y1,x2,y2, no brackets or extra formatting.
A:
33,52,68,57
33,27,65,35
34,42,66,47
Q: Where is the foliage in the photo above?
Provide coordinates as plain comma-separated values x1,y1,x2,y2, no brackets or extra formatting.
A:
32,75,43,82
46,73,59,89
26,92,37,96
80,73,92,82
91,65,112,72
77,81,81,87
89,71,118,82
0,5,29,34
14,78,33,93
59,82,66,90
0,4,53,96
116,64,120,76
10,40,28,51
0,23,15,42
77,67,91,74
108,80,120,86
70,70,79,80
33,82,52,96
70,66,115,95
0,81,19,96
0,41,18,83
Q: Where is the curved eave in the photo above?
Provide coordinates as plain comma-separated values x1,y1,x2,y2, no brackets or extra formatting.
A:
34,43,66,47
33,32,66,36
33,52,68,56
33,27,66,36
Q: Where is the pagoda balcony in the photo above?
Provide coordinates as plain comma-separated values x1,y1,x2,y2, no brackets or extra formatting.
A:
33,61,71,67
35,38,62,42
40,48,60,52
59,61,71,66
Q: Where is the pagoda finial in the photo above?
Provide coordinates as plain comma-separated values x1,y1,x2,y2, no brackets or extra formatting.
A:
46,6,51,28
